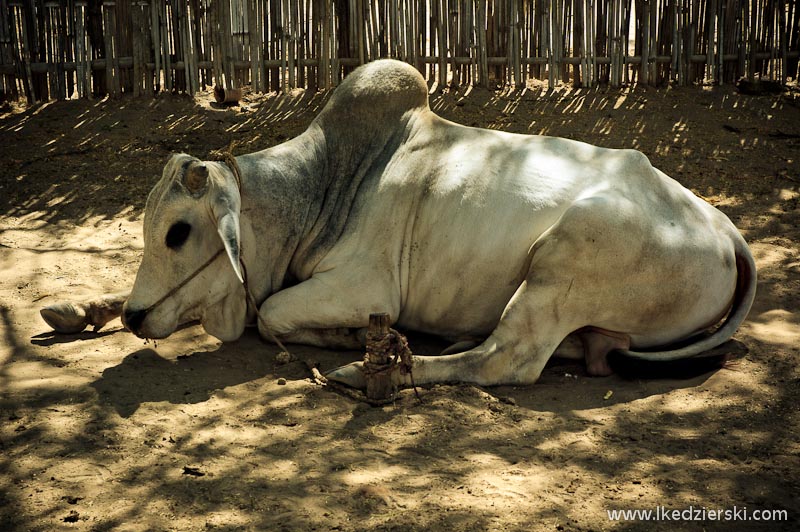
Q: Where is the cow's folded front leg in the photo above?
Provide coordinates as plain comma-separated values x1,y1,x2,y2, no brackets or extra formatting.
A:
273,327,367,350
40,292,129,334
255,271,398,348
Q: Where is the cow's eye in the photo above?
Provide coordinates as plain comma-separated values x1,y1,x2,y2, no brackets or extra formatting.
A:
165,222,191,249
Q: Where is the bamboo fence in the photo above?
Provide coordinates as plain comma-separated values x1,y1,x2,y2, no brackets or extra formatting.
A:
0,1,798,103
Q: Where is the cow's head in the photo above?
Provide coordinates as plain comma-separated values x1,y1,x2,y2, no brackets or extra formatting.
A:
122,154,248,341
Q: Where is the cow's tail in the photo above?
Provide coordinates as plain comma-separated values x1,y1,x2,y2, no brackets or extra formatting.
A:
615,236,757,362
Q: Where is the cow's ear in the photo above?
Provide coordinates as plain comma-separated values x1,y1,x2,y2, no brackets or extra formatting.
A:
184,163,209,194
216,206,244,284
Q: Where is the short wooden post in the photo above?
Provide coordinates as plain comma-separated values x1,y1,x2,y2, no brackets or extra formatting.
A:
365,312,393,401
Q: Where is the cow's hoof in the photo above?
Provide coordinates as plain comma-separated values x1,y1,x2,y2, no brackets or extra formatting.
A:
326,362,367,390
40,302,89,334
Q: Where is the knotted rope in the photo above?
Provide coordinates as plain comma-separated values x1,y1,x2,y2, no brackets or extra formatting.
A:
364,328,414,377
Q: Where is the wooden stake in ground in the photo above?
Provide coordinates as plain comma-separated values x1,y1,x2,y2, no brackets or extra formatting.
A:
364,313,394,401
362,313,415,402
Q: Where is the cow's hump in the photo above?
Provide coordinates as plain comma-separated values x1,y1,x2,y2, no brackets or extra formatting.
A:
316,60,429,130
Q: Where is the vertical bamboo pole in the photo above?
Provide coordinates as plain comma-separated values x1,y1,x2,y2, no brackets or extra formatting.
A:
573,0,582,86
601,0,610,83
136,1,145,96
289,0,297,87
587,0,598,87
177,0,190,92
15,3,35,102
454,0,462,83
162,0,172,92
408,0,415,64
200,0,210,88
555,0,563,85
0,0,11,99
260,0,267,91
132,1,142,96
640,0,649,84
707,0,716,83
622,0,631,85
719,1,725,84
185,0,195,93
417,0,426,73
84,0,94,96
672,0,679,85
356,0,364,64
102,1,118,97
513,0,521,85
648,0,656,83
330,0,339,86
583,0,590,87
610,0,618,87
150,0,161,91
321,0,330,89
144,1,153,96
387,0,395,57
197,0,204,89
790,0,800,81
189,0,200,92
44,2,55,99
309,0,317,89
477,0,487,86
364,0,373,60
280,0,288,89
295,0,304,85
468,0,475,85
620,0,627,86
765,0,774,79
56,1,67,98
112,0,122,96
437,0,446,85
737,0,746,82
59,2,68,98
427,0,434,78
179,0,189,92
747,0,756,81
225,0,235,89
686,2,700,83
247,0,257,91
75,0,86,97
545,0,553,87
780,0,788,85
410,0,419,69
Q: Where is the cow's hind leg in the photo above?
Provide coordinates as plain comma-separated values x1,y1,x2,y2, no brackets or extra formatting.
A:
328,196,641,388
578,328,631,376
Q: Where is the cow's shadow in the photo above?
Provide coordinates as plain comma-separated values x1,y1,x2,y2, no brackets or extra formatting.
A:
31,327,124,346
91,329,747,418
90,330,364,418
487,339,749,413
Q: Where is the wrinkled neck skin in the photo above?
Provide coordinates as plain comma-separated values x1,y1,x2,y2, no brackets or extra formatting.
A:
233,125,329,308
236,115,416,288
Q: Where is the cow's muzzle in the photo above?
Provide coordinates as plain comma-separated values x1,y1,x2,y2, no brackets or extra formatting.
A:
122,307,148,336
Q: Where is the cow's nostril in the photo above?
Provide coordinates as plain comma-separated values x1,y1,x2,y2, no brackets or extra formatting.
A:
123,308,148,334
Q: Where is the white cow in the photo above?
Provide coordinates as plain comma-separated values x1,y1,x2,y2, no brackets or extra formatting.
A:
42,59,756,389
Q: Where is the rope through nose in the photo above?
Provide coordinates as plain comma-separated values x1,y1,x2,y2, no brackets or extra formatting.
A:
140,248,226,316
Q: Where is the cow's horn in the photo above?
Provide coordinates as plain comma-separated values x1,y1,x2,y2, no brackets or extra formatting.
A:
184,163,209,193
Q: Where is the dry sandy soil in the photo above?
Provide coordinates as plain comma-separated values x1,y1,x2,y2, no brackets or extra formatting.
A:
1,77,799,532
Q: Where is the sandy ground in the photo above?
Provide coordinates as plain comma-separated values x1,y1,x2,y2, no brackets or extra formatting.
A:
1,79,799,532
